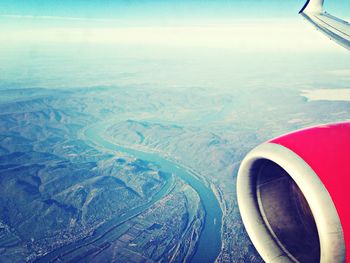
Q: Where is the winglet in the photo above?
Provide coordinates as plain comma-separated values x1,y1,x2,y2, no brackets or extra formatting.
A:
299,0,324,14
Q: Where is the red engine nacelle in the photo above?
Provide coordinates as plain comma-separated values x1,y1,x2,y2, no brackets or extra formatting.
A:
237,122,350,263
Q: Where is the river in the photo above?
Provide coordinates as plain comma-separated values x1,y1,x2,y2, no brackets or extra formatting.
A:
36,122,222,263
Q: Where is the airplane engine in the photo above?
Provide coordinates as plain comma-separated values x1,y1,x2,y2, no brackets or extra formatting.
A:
237,122,350,263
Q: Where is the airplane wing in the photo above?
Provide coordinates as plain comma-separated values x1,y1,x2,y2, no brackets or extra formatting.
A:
299,0,350,50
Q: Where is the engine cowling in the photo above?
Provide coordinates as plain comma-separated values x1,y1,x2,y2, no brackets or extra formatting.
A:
237,122,350,263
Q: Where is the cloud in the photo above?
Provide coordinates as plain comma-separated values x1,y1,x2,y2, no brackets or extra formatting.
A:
0,14,113,22
0,16,343,52
301,89,350,101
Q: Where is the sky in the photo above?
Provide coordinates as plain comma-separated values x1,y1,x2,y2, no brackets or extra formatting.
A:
0,1,349,90
0,0,349,21
0,1,349,52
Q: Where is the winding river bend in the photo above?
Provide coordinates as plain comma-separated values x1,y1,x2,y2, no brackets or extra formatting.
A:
37,123,222,263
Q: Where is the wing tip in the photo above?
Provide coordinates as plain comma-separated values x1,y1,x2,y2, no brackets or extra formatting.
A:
299,0,311,14
299,0,324,14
